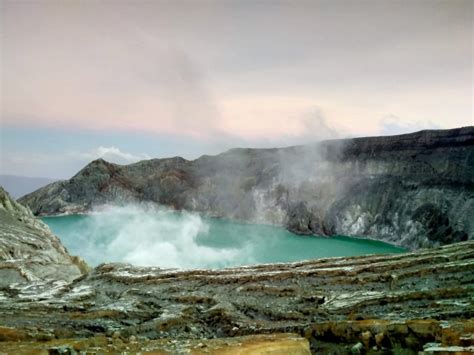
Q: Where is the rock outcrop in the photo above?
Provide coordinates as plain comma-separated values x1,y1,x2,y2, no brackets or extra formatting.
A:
0,240,472,353
19,127,474,249
0,186,88,284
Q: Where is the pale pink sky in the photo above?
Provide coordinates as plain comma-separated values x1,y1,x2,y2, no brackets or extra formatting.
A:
1,0,473,178
2,0,473,139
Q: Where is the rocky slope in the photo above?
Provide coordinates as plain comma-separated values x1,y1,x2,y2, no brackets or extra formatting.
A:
0,187,88,284
0,240,472,353
20,127,474,249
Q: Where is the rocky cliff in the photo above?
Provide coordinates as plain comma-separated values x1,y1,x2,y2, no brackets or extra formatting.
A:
20,127,474,249
0,186,88,284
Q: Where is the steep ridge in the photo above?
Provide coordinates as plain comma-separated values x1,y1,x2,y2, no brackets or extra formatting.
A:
0,186,88,283
19,127,474,249
0,241,472,353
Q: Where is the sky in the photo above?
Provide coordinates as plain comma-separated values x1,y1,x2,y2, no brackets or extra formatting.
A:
1,0,473,179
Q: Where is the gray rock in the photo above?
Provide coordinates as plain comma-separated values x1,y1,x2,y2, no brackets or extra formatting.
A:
0,186,88,282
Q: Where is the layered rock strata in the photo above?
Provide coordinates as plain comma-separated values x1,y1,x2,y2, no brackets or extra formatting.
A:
0,240,472,353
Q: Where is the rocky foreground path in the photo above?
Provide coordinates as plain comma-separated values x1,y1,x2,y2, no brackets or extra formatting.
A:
0,240,473,354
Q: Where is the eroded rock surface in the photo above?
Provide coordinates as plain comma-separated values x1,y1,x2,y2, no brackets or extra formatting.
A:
0,187,88,283
0,240,472,353
19,127,474,249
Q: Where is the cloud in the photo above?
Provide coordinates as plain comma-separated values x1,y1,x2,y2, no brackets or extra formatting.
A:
379,115,442,136
77,146,151,165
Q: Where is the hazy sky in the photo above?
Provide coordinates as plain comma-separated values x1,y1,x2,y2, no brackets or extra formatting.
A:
1,0,473,178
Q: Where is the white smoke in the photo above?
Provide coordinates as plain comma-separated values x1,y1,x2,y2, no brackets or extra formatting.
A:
43,203,404,269
65,204,250,269
76,146,151,165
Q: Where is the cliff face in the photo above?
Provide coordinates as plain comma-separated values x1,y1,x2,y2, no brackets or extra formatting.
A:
0,186,88,284
19,127,474,249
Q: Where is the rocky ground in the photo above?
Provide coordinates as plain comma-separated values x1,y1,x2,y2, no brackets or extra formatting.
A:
1,186,474,353
0,240,473,353
19,127,474,250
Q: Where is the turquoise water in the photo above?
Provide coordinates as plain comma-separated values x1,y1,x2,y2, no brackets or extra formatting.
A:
42,205,405,269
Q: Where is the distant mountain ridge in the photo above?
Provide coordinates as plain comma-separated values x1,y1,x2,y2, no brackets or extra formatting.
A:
19,127,474,250
0,175,58,199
